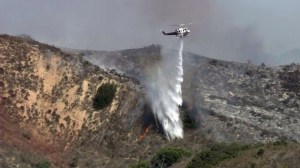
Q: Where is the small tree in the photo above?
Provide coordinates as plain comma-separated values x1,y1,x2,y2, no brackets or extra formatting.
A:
18,34,35,41
93,83,117,110
151,147,191,168
130,161,150,168
35,161,51,168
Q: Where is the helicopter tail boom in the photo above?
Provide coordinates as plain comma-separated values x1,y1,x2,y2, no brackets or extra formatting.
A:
162,30,177,36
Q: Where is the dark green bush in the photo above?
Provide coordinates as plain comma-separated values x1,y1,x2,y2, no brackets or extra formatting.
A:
256,148,264,157
151,147,191,168
182,112,197,129
273,139,288,146
187,143,250,168
250,162,257,168
130,161,150,168
179,105,197,130
35,161,51,168
93,83,117,110
18,34,35,41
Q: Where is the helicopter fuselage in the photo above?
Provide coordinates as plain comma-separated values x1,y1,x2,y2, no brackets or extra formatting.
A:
162,27,190,38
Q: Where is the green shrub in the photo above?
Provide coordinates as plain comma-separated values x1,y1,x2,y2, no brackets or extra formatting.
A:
130,161,150,168
18,34,35,41
151,147,191,168
93,83,117,110
35,161,51,168
273,139,288,146
182,112,197,130
187,143,250,168
250,162,257,168
179,105,197,130
256,148,264,157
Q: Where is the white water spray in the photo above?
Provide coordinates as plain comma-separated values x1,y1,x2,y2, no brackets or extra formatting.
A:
146,39,184,140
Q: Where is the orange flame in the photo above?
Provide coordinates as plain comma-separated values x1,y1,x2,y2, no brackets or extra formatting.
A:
139,126,149,141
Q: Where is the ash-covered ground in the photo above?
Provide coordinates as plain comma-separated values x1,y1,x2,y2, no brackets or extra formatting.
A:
74,45,300,143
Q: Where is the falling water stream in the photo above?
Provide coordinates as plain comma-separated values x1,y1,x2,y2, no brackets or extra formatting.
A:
147,39,184,140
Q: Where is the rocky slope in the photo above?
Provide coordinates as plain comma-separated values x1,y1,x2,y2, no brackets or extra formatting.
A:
0,35,152,167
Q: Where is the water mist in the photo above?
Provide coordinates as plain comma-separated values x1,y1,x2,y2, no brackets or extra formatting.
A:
146,39,184,140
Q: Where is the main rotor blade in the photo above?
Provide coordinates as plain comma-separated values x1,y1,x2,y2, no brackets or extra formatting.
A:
169,23,194,27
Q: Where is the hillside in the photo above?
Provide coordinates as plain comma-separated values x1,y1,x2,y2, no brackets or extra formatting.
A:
79,45,300,143
2,35,300,167
0,35,150,167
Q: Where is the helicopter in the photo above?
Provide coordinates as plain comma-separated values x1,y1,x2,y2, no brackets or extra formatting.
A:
161,23,192,38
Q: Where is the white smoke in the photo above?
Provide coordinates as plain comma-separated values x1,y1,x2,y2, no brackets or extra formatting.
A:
146,39,184,140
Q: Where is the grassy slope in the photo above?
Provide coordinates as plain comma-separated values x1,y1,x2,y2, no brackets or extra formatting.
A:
131,140,300,168
217,141,300,168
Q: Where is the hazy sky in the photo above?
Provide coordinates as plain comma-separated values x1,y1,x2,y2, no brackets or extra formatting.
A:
1,0,300,63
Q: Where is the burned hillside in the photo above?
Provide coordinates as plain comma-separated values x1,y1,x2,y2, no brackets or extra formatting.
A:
2,34,300,167
81,47,300,143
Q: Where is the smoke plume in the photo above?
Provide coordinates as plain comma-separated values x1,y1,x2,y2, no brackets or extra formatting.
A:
2,1,300,64
146,39,184,140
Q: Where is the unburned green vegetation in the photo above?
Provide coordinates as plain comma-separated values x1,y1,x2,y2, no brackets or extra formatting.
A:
129,139,300,168
151,147,191,167
93,83,117,110
187,143,251,168
130,161,150,168
35,161,51,168
179,104,198,130
131,147,191,168
182,112,197,130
